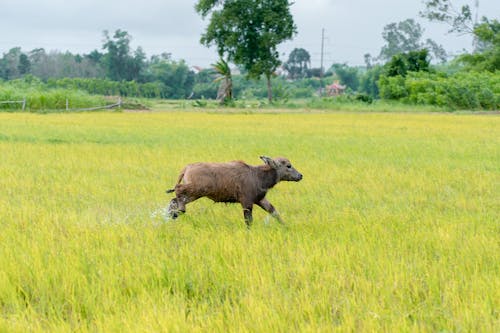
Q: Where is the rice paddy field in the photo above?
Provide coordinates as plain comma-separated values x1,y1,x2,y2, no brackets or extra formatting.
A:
0,110,498,332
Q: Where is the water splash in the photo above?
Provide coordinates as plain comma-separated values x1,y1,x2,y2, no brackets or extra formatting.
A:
150,206,172,223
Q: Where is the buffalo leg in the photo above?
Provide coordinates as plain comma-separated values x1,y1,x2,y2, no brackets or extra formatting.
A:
257,199,285,224
242,205,253,228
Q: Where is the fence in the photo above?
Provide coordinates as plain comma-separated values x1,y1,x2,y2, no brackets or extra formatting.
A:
0,98,26,110
0,97,121,111
65,97,122,111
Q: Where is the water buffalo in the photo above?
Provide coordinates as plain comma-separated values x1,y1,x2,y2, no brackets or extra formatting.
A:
166,156,303,227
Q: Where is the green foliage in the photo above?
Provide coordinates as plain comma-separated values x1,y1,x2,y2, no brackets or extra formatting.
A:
284,48,311,79
46,73,194,99
378,75,408,100
212,58,233,103
17,54,31,75
196,0,297,101
378,50,432,100
0,30,195,97
26,48,105,80
0,47,23,80
330,63,360,91
379,19,425,61
355,93,373,104
47,78,166,98
0,77,107,111
420,0,475,34
359,65,384,98
102,30,146,82
385,49,431,77
378,71,500,110
379,18,447,63
192,82,218,99
147,59,195,98
232,75,314,100
458,19,500,72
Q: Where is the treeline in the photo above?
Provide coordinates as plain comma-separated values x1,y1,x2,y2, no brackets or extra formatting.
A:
1,14,499,111
0,28,322,101
318,16,500,110
0,30,196,99
325,48,499,110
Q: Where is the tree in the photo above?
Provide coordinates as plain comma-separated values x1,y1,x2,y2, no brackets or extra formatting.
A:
27,49,104,80
130,47,147,82
384,49,431,77
458,18,500,71
421,1,498,71
102,30,130,80
364,53,373,69
379,18,447,63
102,29,146,81
148,59,195,98
284,48,311,80
85,50,104,64
425,38,448,63
306,67,323,78
18,54,31,75
196,0,297,102
359,65,383,98
420,0,478,35
0,47,22,79
212,58,233,104
379,19,425,61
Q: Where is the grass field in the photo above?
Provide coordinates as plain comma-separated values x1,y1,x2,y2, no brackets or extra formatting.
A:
0,110,498,332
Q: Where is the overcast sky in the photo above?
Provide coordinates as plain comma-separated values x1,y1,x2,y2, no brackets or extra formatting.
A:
1,0,499,68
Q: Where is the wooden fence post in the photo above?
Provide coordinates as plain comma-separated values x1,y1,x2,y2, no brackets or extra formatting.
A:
66,99,69,111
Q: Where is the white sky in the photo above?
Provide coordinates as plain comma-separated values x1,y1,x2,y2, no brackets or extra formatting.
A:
1,0,498,68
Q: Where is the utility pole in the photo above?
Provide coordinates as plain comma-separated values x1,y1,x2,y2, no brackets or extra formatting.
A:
320,28,325,96
472,0,479,50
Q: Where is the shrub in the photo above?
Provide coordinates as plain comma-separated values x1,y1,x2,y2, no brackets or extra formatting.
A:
0,78,108,111
378,71,499,110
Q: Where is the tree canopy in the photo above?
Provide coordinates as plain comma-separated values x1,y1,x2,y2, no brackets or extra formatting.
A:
420,1,499,71
195,0,297,101
284,48,311,80
458,18,500,71
420,0,477,34
384,49,431,77
379,18,447,63
102,30,146,82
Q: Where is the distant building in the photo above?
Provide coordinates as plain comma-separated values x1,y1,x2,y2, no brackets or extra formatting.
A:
191,66,205,73
325,80,346,96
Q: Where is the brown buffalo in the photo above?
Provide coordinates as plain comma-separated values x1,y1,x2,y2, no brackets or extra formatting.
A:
166,156,303,227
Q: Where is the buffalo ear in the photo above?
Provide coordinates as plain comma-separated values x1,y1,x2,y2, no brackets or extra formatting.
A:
260,156,278,169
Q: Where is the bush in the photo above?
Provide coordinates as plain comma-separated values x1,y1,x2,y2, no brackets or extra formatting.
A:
0,78,108,111
378,71,500,110
192,82,218,99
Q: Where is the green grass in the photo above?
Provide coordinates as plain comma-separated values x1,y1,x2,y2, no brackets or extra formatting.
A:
148,98,454,113
0,83,109,111
0,110,498,332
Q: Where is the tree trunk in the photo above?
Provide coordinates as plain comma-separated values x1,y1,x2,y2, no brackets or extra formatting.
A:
266,73,273,103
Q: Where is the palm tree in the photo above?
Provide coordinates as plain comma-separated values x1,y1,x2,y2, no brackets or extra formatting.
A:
212,58,232,104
